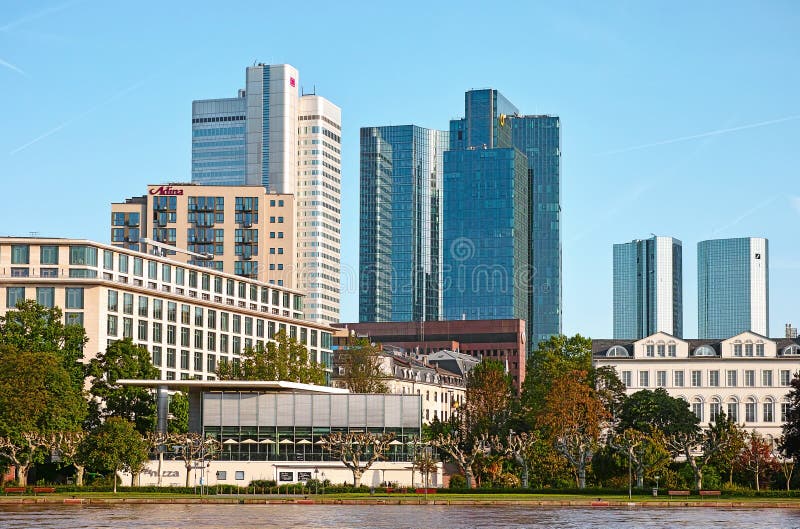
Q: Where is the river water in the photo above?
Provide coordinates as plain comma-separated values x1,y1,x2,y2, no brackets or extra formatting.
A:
1,504,799,529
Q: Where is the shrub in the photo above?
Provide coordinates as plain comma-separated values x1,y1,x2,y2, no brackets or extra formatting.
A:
448,474,466,488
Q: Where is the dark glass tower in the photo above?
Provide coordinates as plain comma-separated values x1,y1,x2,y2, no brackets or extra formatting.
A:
359,125,448,322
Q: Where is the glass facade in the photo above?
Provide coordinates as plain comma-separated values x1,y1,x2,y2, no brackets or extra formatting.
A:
698,237,769,338
359,126,448,322
442,147,530,322
512,115,562,346
613,236,683,339
191,97,247,185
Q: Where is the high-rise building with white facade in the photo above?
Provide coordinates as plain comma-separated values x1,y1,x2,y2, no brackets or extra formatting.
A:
191,64,341,324
698,237,769,339
613,235,682,340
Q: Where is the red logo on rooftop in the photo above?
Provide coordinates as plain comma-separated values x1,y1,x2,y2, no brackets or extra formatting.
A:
149,185,184,196
290,77,296,88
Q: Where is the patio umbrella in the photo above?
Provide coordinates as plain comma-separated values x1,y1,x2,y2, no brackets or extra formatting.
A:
259,439,276,444
296,439,312,459
279,439,295,444
241,439,258,460
223,439,238,459
388,440,403,445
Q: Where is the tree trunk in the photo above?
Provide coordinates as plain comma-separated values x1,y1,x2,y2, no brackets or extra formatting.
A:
688,458,702,490
74,464,85,487
185,464,192,487
158,451,164,487
755,468,760,492
352,469,363,488
16,463,30,487
577,464,586,490
636,469,644,489
464,466,474,489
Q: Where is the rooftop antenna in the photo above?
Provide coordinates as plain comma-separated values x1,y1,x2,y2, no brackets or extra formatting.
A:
28,231,39,237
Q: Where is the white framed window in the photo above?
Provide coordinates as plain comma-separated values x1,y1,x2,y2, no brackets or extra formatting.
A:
622,371,632,387
744,370,755,387
763,399,774,422
673,371,685,387
639,371,649,387
762,370,773,387
710,398,721,422
656,371,667,387
709,370,720,387
727,370,737,387
691,370,702,387
692,398,703,422
745,398,757,422
781,370,792,386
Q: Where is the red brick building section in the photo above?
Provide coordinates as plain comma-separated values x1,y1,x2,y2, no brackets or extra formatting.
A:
334,319,526,392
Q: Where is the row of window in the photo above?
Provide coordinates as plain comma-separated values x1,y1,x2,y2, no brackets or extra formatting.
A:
6,286,83,309
621,368,793,388
9,244,95,266
691,397,786,424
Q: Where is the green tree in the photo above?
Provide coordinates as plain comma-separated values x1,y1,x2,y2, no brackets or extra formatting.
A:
618,389,699,438
80,418,149,493
0,300,87,390
781,375,800,459
0,349,87,485
88,338,160,434
708,412,747,485
333,337,389,393
168,392,189,434
464,359,513,437
521,334,592,423
216,330,326,384
739,430,780,491
608,428,671,488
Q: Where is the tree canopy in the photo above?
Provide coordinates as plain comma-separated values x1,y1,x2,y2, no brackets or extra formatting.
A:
216,329,326,384
333,336,388,393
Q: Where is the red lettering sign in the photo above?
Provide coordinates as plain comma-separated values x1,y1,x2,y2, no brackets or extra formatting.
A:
149,186,184,196
290,77,296,88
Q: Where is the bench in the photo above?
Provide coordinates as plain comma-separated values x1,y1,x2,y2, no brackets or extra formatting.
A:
33,487,55,494
699,490,721,497
667,490,690,497
414,488,436,494
3,487,25,494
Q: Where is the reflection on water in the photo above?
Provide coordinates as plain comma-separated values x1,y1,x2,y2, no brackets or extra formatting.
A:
1,504,800,529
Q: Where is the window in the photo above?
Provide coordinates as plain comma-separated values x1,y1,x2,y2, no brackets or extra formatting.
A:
103,250,113,270
207,354,216,373
133,257,143,276
153,322,162,343
733,343,742,357
107,315,118,336
762,370,773,387
235,471,245,481
691,370,702,387
152,346,162,367
692,398,703,422
11,268,29,277
166,348,176,368
745,343,754,357
709,370,720,387
153,299,163,320
181,304,190,324
65,288,84,309
118,254,129,273
123,293,134,314
147,261,158,280
763,399,774,422
657,344,665,357
36,287,55,308
181,327,189,347
106,290,118,312
710,398,721,422
756,343,765,357
727,370,737,387
195,307,204,326
138,296,148,317
781,370,792,386
744,370,755,387
668,344,676,357
167,325,176,345
11,244,30,264
656,371,667,387
40,245,58,265
727,400,739,422
674,371,685,387
175,268,185,285
69,245,97,266
194,351,203,371
65,313,83,327
137,320,148,341
123,318,133,338
181,350,189,370
745,398,757,422
639,371,649,387
783,401,791,422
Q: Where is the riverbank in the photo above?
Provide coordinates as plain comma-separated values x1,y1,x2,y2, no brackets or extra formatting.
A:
3,493,800,509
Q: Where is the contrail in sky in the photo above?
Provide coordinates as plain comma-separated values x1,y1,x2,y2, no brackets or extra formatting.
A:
0,57,27,76
601,115,800,155
10,80,145,155
710,195,779,236
0,0,83,32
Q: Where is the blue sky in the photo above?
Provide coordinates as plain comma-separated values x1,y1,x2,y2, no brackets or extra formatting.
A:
1,0,798,338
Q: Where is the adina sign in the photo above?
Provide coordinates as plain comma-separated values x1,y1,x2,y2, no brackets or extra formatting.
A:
149,185,184,196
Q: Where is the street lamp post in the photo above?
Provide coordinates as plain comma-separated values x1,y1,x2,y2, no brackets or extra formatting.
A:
628,449,632,499
314,468,319,495
321,472,326,497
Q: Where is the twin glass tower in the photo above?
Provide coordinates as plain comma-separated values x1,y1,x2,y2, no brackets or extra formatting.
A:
359,89,562,351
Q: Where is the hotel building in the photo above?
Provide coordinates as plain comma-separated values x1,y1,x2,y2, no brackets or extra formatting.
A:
0,237,334,382
111,184,295,288
593,331,800,443
192,63,342,324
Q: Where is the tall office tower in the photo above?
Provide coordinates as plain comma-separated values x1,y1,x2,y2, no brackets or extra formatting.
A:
359,125,449,323
511,115,562,346
191,63,341,323
698,237,769,338
444,89,561,352
443,90,530,329
297,95,342,324
613,236,683,340
191,92,247,185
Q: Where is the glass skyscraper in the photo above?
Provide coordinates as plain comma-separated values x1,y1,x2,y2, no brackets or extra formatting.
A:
613,236,683,340
359,125,448,322
512,115,562,346
191,95,247,185
698,237,769,338
444,89,560,352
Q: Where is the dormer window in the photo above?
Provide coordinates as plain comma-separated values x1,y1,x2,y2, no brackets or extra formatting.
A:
606,345,630,358
668,343,677,357
745,343,754,357
657,343,666,357
733,343,742,357
756,343,765,357
646,344,655,357
781,345,800,356
693,345,716,357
